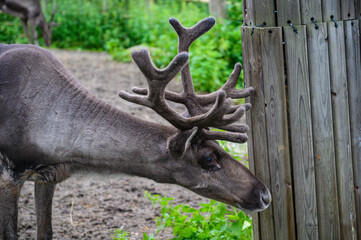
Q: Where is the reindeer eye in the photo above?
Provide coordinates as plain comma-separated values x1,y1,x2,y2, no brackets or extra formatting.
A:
198,155,220,171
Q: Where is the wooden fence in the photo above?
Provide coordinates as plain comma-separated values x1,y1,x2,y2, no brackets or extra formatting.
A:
241,0,361,239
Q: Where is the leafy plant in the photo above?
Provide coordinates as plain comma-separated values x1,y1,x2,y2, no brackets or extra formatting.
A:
111,228,130,240
111,228,156,240
144,192,252,240
0,14,27,44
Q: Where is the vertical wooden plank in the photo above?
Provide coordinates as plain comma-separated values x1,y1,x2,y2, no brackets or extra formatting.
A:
341,0,356,20
306,23,340,240
260,27,296,240
254,1,276,26
275,0,301,26
321,0,341,21
345,19,361,240
245,0,276,26
243,0,253,26
328,21,357,240
242,26,275,240
356,0,361,19
299,0,322,25
284,25,319,240
241,26,260,240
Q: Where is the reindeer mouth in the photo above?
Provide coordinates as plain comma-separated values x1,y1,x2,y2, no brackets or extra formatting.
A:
234,187,272,212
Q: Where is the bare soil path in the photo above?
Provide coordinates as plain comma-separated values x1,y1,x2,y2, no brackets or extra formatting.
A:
18,49,206,240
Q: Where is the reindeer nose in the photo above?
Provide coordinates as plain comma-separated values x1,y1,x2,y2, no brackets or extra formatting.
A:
260,188,272,207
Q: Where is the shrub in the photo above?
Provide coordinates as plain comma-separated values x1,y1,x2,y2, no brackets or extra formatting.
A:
0,0,244,92
0,14,27,44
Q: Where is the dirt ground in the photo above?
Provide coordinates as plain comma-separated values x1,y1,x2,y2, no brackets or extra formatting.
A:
17,49,246,240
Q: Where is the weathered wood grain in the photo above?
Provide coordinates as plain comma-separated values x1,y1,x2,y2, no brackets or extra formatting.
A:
242,0,253,26
241,26,260,240
341,0,356,20
306,22,340,240
345,19,361,240
276,0,301,26
283,25,319,240
299,0,322,25
260,27,296,240
356,0,361,19
321,0,340,21
242,26,275,240
244,0,276,26
328,21,357,240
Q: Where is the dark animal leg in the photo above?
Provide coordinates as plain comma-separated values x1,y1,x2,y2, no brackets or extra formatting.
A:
0,173,22,240
20,19,32,45
35,182,55,240
29,19,39,45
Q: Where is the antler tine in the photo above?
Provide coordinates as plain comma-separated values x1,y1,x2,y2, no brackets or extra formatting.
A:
169,17,216,101
119,48,190,129
222,63,254,98
213,105,246,127
169,17,216,52
131,49,188,82
218,124,249,133
131,87,185,104
197,63,254,105
200,129,248,144
226,103,251,114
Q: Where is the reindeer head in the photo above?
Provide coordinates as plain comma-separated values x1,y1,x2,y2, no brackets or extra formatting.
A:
119,17,271,212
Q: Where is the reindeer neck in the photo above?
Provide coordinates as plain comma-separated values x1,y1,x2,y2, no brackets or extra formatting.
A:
64,96,177,178
38,84,177,179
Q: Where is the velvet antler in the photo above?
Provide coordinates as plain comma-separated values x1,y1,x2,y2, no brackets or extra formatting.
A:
119,17,253,143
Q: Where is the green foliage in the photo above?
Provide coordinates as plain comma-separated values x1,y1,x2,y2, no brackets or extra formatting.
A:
105,0,245,92
49,0,128,50
111,228,130,240
0,0,245,92
144,192,253,240
111,194,252,240
0,14,27,44
111,229,156,240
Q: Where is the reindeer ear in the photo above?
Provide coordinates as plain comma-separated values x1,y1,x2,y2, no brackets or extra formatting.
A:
167,127,198,158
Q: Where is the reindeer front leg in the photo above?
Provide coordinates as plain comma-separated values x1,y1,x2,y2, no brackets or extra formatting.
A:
35,182,55,240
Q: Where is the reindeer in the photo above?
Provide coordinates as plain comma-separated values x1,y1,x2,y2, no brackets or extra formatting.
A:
0,17,271,240
0,0,56,46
